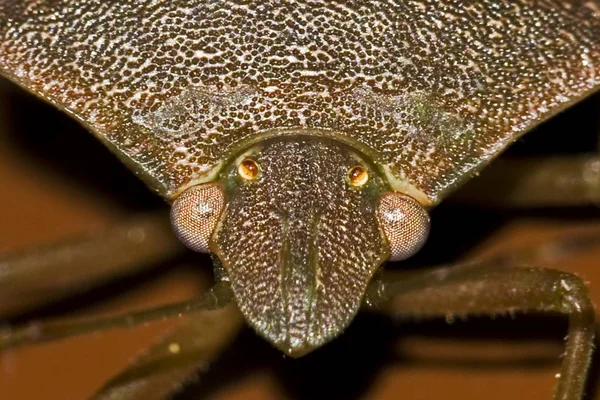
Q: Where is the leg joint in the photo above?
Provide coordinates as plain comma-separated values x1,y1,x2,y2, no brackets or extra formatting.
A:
553,272,595,321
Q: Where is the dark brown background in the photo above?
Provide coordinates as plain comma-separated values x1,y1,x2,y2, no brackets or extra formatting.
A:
0,78,599,400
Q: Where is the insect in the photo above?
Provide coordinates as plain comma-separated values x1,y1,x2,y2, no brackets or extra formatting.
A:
0,1,598,399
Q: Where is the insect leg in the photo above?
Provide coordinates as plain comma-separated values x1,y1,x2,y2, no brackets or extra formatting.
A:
0,213,184,316
0,282,233,350
451,155,600,207
92,304,243,400
366,263,595,400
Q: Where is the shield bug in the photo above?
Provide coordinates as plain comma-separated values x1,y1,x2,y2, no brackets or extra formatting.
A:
0,1,598,399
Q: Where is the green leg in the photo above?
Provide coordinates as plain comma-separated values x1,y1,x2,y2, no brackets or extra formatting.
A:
0,212,184,316
0,283,233,350
93,304,243,400
366,263,595,400
453,155,600,207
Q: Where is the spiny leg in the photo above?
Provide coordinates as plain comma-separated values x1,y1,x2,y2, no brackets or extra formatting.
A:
0,282,233,350
452,155,600,207
93,304,244,400
0,212,185,316
366,263,595,400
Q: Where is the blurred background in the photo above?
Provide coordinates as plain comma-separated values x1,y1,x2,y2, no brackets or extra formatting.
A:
0,77,598,400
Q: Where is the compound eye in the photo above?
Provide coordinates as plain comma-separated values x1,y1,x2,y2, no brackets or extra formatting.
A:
170,184,225,253
377,192,430,261
347,165,369,187
238,158,260,180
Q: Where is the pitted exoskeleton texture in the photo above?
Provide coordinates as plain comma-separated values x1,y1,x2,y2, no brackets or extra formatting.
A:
212,137,388,354
0,1,599,203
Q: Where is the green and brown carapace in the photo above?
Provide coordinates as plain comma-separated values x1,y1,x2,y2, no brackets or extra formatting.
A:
0,1,599,399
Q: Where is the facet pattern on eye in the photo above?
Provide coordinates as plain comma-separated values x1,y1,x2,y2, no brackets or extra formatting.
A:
377,192,430,261
170,184,225,253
